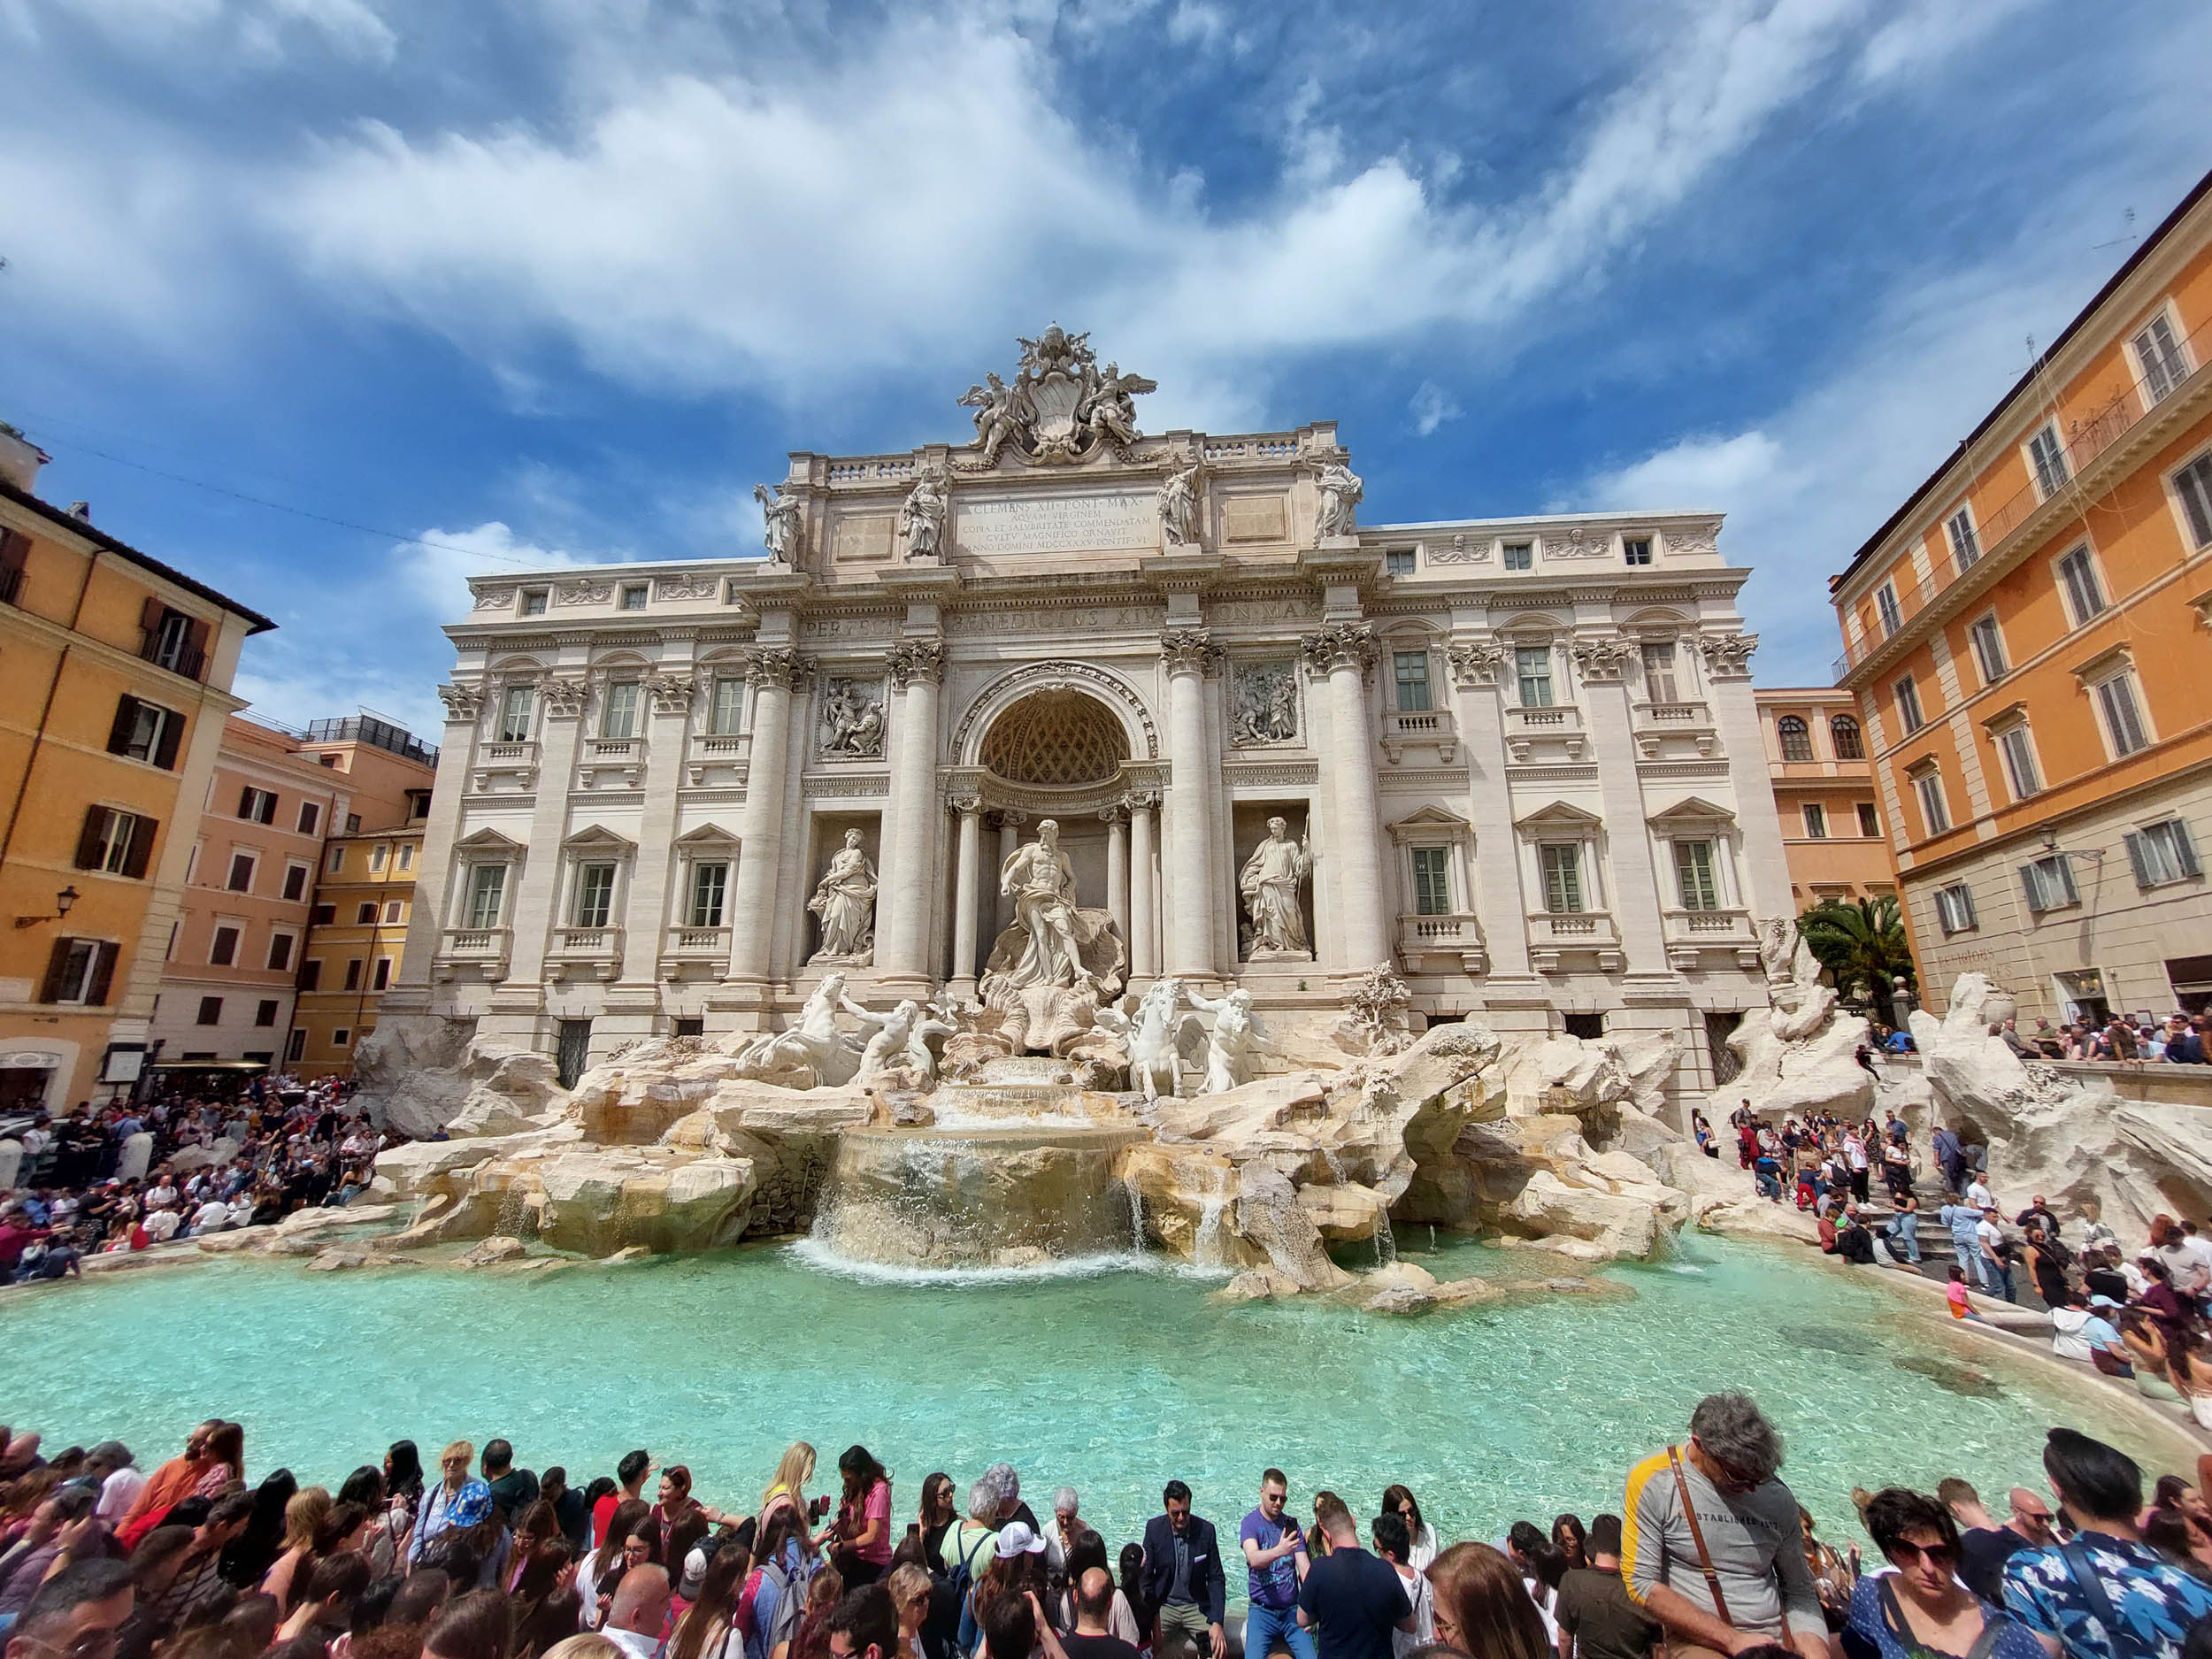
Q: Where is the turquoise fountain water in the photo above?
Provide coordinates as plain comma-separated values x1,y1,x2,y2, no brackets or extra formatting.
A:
0,1233,2161,1566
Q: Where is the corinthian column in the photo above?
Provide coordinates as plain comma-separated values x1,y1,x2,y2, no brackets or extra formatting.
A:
1160,629,1219,981
726,649,809,985
878,638,946,992
1303,624,1392,971
949,794,983,1000
1127,791,1157,981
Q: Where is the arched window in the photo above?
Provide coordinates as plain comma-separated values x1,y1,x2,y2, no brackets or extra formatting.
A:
1777,715,1813,762
1830,714,1863,760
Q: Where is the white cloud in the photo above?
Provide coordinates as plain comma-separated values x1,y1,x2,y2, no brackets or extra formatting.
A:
18,0,395,61
1409,380,1462,437
1581,429,1785,512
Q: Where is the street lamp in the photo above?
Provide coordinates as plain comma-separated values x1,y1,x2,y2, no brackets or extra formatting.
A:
13,885,81,929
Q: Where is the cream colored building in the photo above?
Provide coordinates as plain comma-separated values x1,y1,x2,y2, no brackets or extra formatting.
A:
380,336,1792,1104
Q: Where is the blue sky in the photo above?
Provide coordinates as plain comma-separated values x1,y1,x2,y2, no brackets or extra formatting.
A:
4,0,2209,736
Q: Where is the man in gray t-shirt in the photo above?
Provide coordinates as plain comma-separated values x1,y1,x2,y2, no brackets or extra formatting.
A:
1621,1394,1826,1659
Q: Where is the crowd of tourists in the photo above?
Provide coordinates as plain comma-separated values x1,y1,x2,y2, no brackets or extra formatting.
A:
1993,1014,2212,1064
0,1079,386,1282
2,1397,2210,1659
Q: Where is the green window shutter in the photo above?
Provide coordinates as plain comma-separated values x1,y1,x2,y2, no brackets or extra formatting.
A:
2124,832,2152,888
2174,822,2202,879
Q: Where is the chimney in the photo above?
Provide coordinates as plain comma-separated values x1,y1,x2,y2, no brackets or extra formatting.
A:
67,501,92,521
0,424,50,493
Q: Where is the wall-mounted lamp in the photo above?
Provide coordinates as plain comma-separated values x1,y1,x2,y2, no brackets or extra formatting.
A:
13,885,81,929
2039,826,2059,851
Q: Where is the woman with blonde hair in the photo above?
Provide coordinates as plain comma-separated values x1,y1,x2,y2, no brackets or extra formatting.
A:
259,1486,334,1610
885,1563,933,1659
541,1636,626,1659
761,1444,824,1555
1427,1542,1551,1659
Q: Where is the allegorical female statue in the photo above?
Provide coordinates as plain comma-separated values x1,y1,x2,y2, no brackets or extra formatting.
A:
1239,815,1313,958
807,829,878,963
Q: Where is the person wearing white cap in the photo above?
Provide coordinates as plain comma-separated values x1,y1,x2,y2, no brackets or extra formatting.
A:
2048,1293,2132,1375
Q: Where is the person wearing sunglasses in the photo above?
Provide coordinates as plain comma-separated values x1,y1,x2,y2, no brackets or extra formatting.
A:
1841,1489,2040,1659
4,1558,134,1659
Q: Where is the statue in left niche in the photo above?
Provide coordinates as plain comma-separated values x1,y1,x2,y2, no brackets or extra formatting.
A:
755,483,804,567
898,464,950,560
807,829,878,964
820,680,886,758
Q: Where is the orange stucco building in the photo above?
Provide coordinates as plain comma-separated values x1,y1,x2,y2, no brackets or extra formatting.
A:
0,433,273,1113
1753,686,1894,911
1830,166,2212,1024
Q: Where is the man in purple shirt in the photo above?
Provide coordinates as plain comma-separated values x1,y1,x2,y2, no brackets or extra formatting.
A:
1243,1470,1314,1659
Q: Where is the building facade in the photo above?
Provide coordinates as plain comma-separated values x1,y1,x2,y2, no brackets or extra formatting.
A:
382,337,1792,1105
0,433,273,1113
1754,687,1895,910
1830,168,2212,1025
148,715,358,1068
292,815,427,1078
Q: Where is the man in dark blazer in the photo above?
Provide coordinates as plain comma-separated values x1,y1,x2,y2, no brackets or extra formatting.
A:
1141,1479,1226,1659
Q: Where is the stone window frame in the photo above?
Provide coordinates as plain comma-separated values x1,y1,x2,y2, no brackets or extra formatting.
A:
2071,644,2153,763
560,826,637,931
1905,758,1950,837
1512,801,1608,918
1967,610,2008,686
1647,796,1744,915
1775,714,1814,762
1979,701,2043,803
671,826,741,933
450,828,526,931
1386,806,1475,921
2168,442,2212,551
1932,882,1978,935
2129,296,2193,405
2052,541,2108,629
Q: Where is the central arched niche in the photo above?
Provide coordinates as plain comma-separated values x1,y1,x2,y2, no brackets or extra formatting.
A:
978,689,1131,787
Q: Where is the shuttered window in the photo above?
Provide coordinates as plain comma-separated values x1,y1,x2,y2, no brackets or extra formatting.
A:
1674,840,1721,910
1933,884,1977,934
2177,454,2212,549
1540,843,1585,913
1410,848,1451,916
75,806,156,878
39,937,117,1005
2124,820,2201,888
106,695,183,769
2020,854,2078,913
2094,672,2150,758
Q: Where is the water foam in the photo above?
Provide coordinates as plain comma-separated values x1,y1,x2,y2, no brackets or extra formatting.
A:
784,1236,1234,1287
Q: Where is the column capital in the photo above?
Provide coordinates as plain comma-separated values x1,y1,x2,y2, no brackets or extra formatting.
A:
949,790,984,816
1124,788,1160,813
887,638,947,687
1695,632,1759,680
539,676,588,718
1159,627,1222,676
1096,805,1125,825
1568,636,1637,683
435,683,486,724
1300,621,1377,677
1446,641,1505,688
745,647,814,691
993,808,1028,831
646,672,697,715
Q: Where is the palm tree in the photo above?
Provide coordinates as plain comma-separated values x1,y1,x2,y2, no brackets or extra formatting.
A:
1796,895,1917,1026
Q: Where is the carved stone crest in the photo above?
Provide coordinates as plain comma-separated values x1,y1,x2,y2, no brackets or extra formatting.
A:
654,574,721,602
956,325,1157,468
1231,662,1299,745
555,579,612,606
472,587,516,611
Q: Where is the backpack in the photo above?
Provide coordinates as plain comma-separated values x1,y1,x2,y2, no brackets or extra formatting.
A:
757,1560,807,1659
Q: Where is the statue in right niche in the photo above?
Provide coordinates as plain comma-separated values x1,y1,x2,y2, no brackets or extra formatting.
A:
1239,815,1313,959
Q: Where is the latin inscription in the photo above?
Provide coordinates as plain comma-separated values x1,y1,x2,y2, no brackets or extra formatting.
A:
954,493,1156,556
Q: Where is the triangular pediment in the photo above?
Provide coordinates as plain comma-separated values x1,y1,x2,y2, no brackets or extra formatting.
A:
453,826,526,853
1648,795,1736,826
1514,800,1604,833
1387,804,1473,840
561,823,637,851
673,823,741,847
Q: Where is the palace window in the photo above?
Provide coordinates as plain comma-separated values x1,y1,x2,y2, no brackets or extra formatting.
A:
619,583,649,611
2174,453,2212,549
108,696,183,769
344,959,362,990
2136,311,2189,403
373,957,393,990
77,807,154,879
601,681,641,741
520,589,549,616
1623,537,1652,566
1945,508,1981,570
2092,666,2151,759
298,960,323,991
1994,723,2042,800
297,801,321,836
238,787,277,824
1385,549,1415,576
226,852,256,893
1393,651,1432,712
2125,819,2201,888
709,677,746,736
1502,541,1533,571
497,686,534,742
1802,804,1827,839
1516,646,1554,708
209,926,239,967
1409,848,1451,916
689,862,730,928
2057,545,2107,626
572,862,617,927
370,842,388,872
464,864,507,930
1933,884,1978,934
1894,676,1924,734
1875,582,1902,636
1641,642,1678,701
255,1000,280,1028
266,933,294,972
282,862,309,902
327,846,345,874
1857,803,1881,837
2020,852,2078,914
1969,613,2008,683
2028,422,2070,499
1830,715,1863,759
1673,840,1721,910
1777,716,1813,761
357,902,378,924
1539,843,1585,914
1911,767,1949,836
40,939,116,1005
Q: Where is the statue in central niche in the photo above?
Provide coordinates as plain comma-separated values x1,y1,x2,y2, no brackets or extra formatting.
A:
979,818,1126,1053
996,818,1104,988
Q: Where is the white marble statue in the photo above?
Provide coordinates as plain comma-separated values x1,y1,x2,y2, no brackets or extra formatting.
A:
905,1003,961,1088
820,680,886,757
1095,976,1203,1102
1313,460,1363,539
958,372,1029,466
1239,816,1313,958
807,831,879,964
755,483,803,565
1232,664,1297,745
1156,462,1202,548
997,818,1088,990
853,999,922,1085
1187,986,1269,1094
899,465,949,559
732,972,867,1087
1079,362,1156,450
